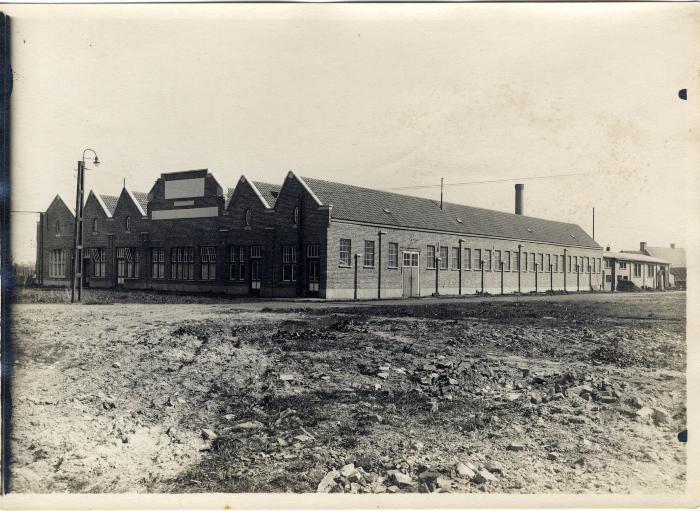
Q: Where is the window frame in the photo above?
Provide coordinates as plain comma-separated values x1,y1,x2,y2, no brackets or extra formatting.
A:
339,239,351,267
439,246,449,270
426,245,436,269
200,246,217,281
364,240,376,268
451,246,460,270
388,242,399,269
151,247,165,279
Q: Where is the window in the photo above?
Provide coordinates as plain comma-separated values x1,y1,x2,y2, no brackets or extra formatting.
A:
92,217,98,234
293,206,300,225
117,247,139,278
388,242,398,268
282,245,298,282
523,252,528,271
513,251,519,271
538,253,544,272
171,247,194,280
568,255,573,272
505,251,511,271
647,264,654,277
559,255,565,273
633,263,641,277
605,258,613,269
598,258,602,273
463,248,472,270
339,239,351,266
474,248,482,270
201,246,217,280
439,246,448,270
125,216,131,232
244,209,252,227
49,249,65,277
484,249,492,271
530,253,535,272
573,256,579,272
546,254,551,272
152,247,165,279
451,247,460,270
250,245,261,259
91,248,106,277
553,254,558,273
55,220,60,235
307,244,320,258
364,240,375,267
619,261,627,269
585,257,590,273
228,246,246,281
494,250,501,271
403,251,419,267
427,245,436,269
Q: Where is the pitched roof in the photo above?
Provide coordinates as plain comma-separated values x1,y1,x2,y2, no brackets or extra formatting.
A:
644,246,686,267
99,194,119,216
131,191,149,214
225,187,235,209
301,176,600,249
253,181,281,208
670,267,687,281
606,251,669,264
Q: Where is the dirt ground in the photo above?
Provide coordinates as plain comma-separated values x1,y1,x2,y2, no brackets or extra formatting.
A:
8,291,687,494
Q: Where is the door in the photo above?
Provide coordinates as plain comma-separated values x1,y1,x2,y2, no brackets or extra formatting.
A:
250,259,262,294
307,259,320,295
402,251,420,298
82,257,91,287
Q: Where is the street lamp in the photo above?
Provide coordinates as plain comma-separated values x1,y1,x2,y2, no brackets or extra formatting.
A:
71,148,100,303
377,230,387,299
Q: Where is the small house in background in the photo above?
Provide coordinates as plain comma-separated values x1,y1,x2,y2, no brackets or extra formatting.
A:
621,242,686,289
602,248,671,291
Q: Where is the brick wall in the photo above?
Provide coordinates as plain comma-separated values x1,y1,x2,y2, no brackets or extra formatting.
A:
39,196,75,286
325,220,604,299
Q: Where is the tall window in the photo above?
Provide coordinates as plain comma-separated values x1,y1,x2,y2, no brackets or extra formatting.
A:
439,246,448,270
427,245,436,269
568,255,573,272
553,254,558,273
364,240,375,267
250,245,261,259
171,247,194,280
91,248,106,277
125,216,131,232
633,263,641,277
451,247,460,270
474,248,482,270
605,258,612,269
49,249,65,277
293,206,300,225
484,249,492,271
201,246,217,280
584,257,590,273
116,247,139,278
307,244,320,258
523,252,528,271
244,209,252,227
530,253,535,272
505,251,511,271
494,250,501,271
546,254,551,272
538,253,544,272
559,255,565,273
339,239,351,266
573,256,579,272
388,242,398,268
92,217,98,234
513,251,519,271
55,220,61,235
152,247,165,279
228,246,245,281
282,245,298,282
464,248,472,270
598,258,602,273
647,264,654,277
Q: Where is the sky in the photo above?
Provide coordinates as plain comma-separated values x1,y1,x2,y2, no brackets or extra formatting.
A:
6,3,699,264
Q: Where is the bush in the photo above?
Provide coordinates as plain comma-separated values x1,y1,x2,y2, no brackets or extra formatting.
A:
616,280,640,292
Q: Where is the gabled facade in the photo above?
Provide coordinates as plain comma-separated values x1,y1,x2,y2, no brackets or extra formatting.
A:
36,195,75,286
37,169,610,299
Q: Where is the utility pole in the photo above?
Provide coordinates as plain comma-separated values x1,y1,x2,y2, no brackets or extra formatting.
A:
72,149,100,303
440,178,444,210
592,207,595,240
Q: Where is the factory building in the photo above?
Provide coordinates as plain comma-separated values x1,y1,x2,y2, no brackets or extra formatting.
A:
35,169,606,298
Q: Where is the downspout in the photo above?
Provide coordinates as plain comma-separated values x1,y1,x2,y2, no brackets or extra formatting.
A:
458,239,464,296
535,263,538,293
480,259,484,294
353,253,359,300
377,230,386,299
517,244,522,293
563,248,568,292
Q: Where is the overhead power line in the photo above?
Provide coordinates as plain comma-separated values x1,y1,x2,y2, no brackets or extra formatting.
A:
384,171,598,191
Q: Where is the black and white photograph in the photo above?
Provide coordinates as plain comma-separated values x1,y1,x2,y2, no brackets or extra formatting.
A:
0,2,698,508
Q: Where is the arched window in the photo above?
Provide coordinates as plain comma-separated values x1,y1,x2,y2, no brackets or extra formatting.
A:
55,220,60,234
293,206,300,225
125,216,131,232
244,209,252,227
92,217,98,233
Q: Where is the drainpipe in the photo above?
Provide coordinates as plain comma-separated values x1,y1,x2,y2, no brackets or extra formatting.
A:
517,244,522,293
480,260,484,294
563,249,567,292
377,230,386,300
534,263,538,293
434,255,441,296
500,261,504,295
458,239,465,296
589,264,592,291
577,265,580,291
353,253,360,300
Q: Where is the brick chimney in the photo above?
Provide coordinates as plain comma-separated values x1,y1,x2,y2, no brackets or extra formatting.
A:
670,243,676,249
640,241,647,253
515,184,524,215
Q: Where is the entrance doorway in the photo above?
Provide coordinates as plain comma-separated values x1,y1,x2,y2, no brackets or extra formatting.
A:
307,259,320,295
402,251,420,298
250,259,261,294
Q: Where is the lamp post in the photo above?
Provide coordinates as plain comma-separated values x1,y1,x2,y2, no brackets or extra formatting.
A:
577,265,580,292
434,256,441,296
550,263,553,292
534,263,539,293
458,239,465,296
500,261,504,295
563,249,568,293
377,230,387,299
71,148,100,303
517,244,522,293
480,259,484,294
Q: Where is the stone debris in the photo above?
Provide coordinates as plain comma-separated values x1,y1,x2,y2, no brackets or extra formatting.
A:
652,407,671,425
317,469,340,493
506,443,526,451
279,373,296,382
473,469,497,484
200,428,217,441
636,406,654,418
455,462,476,479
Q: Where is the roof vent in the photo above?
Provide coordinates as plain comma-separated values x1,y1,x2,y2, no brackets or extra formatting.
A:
383,208,391,214
270,191,279,198
526,227,533,233
456,218,464,224
570,233,576,239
